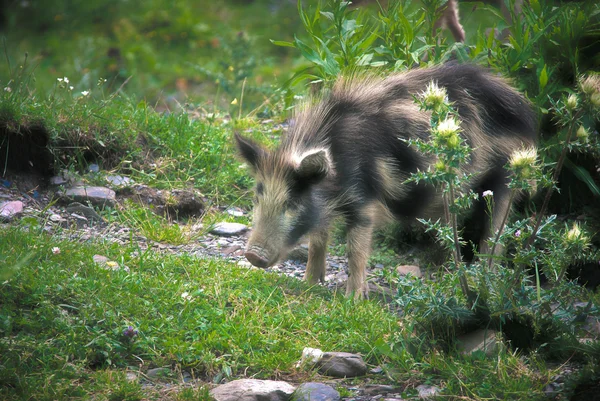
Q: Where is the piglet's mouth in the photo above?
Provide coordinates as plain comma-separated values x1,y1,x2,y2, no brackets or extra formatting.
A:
244,246,277,269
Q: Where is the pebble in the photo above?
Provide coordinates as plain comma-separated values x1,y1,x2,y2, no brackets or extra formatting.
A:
106,175,133,187
210,379,295,401
416,385,441,399
316,352,368,378
0,200,23,221
63,186,116,208
210,222,248,236
291,382,340,401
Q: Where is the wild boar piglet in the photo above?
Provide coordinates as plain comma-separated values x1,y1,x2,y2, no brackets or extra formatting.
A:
236,63,537,298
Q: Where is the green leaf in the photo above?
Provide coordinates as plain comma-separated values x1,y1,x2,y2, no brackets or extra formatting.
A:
270,40,296,48
294,35,325,67
539,65,548,91
320,11,334,21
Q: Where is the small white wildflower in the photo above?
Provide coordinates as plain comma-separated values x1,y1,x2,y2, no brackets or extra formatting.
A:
63,77,69,84
57,78,64,83
69,86,74,91
181,292,193,301
482,190,494,198
3,86,11,92
52,247,61,255
81,90,90,97
231,98,238,105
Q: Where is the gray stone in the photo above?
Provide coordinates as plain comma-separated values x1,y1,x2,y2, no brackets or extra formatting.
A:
210,379,295,401
126,371,138,382
416,384,441,399
287,246,309,263
396,265,423,278
226,207,244,217
362,384,398,396
50,175,69,186
106,175,133,187
63,186,116,207
456,329,499,355
66,202,104,222
291,382,340,401
93,254,129,272
146,367,171,379
211,222,248,236
88,164,100,173
49,213,66,224
0,201,23,221
316,352,367,378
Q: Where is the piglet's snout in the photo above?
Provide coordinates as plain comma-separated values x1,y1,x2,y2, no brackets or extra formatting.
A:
244,246,270,268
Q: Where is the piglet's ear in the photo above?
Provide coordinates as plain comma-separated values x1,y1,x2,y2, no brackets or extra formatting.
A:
235,132,266,172
296,149,331,183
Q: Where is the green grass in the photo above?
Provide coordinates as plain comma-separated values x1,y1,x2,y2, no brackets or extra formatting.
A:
0,226,399,399
0,225,572,401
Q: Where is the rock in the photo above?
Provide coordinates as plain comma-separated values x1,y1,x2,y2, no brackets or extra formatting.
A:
296,347,324,368
416,384,441,399
69,213,89,229
287,245,309,263
66,202,104,222
106,175,133,187
211,222,248,236
226,207,244,217
88,164,100,173
146,367,171,379
93,254,130,272
221,245,242,255
124,186,204,217
456,329,499,355
362,384,398,396
126,371,138,382
63,186,116,208
291,382,340,401
50,175,69,186
0,200,23,221
316,352,367,378
49,214,64,223
396,265,423,278
210,379,295,401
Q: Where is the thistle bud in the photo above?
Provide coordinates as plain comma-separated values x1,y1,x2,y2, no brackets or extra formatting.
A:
576,126,589,142
434,117,461,149
420,81,448,112
579,75,600,108
566,94,578,111
564,222,589,249
508,147,538,180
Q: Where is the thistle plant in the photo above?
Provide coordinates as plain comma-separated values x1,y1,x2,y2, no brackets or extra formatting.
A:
406,81,477,304
485,146,541,271
526,74,600,250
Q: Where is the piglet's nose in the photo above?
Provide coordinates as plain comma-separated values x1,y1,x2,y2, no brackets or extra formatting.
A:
244,248,270,268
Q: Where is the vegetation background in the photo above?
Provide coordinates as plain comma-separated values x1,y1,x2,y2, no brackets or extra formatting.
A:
1,0,600,400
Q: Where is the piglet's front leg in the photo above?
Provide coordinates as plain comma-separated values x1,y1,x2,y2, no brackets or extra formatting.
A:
345,223,373,299
305,229,329,284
